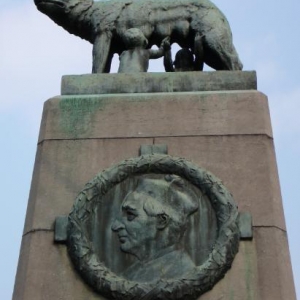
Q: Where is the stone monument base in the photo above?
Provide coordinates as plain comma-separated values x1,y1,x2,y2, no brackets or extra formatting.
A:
13,72,296,300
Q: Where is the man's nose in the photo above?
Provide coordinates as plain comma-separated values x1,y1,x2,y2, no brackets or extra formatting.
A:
111,219,125,231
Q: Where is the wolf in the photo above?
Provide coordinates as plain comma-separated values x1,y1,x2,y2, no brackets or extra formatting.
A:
34,0,243,73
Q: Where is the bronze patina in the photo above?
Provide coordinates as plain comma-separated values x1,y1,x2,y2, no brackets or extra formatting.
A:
34,0,243,73
67,154,240,299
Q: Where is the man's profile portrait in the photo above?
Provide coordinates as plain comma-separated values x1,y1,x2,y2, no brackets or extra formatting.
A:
111,174,199,282
67,156,238,298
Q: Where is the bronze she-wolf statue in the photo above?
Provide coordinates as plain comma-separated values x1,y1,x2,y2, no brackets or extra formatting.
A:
34,0,243,73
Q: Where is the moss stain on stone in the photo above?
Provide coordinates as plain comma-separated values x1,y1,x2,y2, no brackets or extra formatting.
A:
59,96,106,137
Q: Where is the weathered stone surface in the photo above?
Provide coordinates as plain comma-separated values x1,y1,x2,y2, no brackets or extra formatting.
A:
25,135,285,232
13,231,248,300
23,138,153,234
61,72,256,95
13,231,102,300
14,229,295,300
200,227,296,300
38,91,271,142
155,135,286,230
14,81,296,299
200,238,260,300
254,227,297,300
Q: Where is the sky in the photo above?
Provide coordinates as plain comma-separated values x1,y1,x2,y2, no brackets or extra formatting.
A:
0,0,299,299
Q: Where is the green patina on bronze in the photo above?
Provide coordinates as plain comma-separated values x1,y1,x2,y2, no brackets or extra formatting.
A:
34,0,242,73
66,154,240,299
239,212,253,239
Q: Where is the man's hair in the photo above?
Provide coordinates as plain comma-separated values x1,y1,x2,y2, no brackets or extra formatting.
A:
133,175,199,243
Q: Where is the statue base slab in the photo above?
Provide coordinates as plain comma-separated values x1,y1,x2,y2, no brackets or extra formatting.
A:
61,71,257,95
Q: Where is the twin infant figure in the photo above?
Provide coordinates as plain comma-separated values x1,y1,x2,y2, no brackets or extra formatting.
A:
118,28,204,73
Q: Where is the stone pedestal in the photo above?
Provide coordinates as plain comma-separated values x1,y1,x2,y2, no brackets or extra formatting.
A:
13,72,296,300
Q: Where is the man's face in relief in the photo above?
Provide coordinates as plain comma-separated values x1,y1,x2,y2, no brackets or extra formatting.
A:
111,191,157,259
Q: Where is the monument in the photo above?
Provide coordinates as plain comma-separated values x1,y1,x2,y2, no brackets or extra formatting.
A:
13,0,296,299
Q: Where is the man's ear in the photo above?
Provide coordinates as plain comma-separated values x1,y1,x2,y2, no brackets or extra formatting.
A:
156,213,170,230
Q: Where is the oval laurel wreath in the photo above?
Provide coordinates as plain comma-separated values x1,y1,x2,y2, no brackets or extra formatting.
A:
67,154,240,300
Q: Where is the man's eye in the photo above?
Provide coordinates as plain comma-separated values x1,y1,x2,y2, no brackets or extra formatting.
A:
127,211,136,221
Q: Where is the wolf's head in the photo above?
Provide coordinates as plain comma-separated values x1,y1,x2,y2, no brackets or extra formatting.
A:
34,0,93,40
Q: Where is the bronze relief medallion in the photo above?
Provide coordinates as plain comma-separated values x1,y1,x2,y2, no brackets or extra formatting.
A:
67,154,240,299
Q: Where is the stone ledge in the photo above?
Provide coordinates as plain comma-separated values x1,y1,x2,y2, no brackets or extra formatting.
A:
38,91,271,141
61,71,257,95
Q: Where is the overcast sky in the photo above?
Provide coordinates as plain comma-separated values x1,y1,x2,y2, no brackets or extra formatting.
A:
1,0,299,299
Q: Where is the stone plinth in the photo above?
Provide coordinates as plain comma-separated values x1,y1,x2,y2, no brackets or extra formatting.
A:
61,71,257,95
13,72,296,300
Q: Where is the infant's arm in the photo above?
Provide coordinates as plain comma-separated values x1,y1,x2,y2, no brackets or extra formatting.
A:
149,37,171,59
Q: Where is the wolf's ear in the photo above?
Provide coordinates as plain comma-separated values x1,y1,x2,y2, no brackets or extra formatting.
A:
156,213,170,230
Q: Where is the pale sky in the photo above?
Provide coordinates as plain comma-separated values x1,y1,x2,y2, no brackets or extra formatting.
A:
1,0,299,299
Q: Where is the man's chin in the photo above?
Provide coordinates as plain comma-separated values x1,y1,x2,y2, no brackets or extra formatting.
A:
120,243,135,255
120,243,130,252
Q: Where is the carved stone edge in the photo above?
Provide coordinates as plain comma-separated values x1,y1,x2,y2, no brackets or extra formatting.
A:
66,154,240,300
139,144,168,155
54,216,68,243
238,212,253,240
61,71,257,95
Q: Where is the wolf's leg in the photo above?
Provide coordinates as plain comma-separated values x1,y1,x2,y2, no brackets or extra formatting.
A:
193,32,204,71
104,52,114,73
92,33,112,73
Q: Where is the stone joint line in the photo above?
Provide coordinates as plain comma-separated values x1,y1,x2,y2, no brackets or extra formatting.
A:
37,133,273,145
23,228,53,237
253,225,286,233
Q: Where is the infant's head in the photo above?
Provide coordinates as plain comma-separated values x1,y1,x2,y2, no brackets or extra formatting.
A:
123,28,148,49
